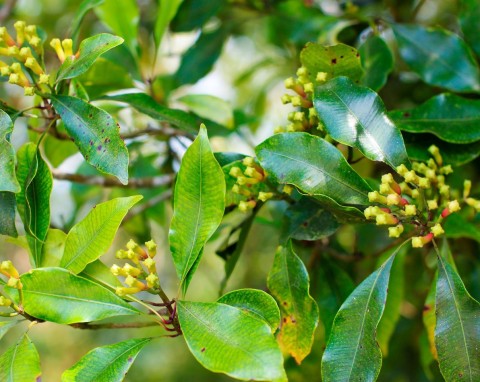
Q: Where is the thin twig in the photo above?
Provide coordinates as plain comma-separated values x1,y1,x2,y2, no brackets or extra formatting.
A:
52,171,175,188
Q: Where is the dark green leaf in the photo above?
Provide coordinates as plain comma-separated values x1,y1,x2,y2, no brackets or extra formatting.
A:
435,248,480,381
268,241,319,364
390,94,480,143
171,0,223,32
70,0,105,43
20,267,140,324
16,143,52,267
359,35,394,91
50,95,129,184
300,42,364,83
56,33,124,82
60,195,142,274
444,213,480,243
175,27,226,86
0,334,41,382
256,132,372,206
177,300,287,381
459,0,480,57
217,288,280,333
0,110,20,193
0,101,19,120
392,24,480,92
214,152,246,167
0,192,17,237
321,242,407,381
314,76,409,169
169,126,225,293
62,338,151,382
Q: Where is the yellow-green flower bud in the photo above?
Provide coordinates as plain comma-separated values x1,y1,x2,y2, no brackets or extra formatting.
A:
7,277,22,289
7,46,20,59
439,184,450,197
62,39,73,56
0,27,15,46
115,286,141,296
296,66,308,77
14,21,26,45
447,200,460,213
368,191,387,204
25,57,43,75
25,25,37,37
428,145,442,165
283,185,293,195
404,204,417,216
24,86,35,96
126,239,139,252
431,223,444,237
427,199,438,210
304,82,314,93
50,38,65,62
388,224,404,238
0,296,12,306
387,193,402,206
316,71,328,82
376,213,398,225
19,47,33,60
238,200,256,212
244,166,263,180
8,73,19,84
425,169,436,180
229,167,242,178
418,177,430,189
39,74,50,84
404,170,418,184
143,257,156,273
0,66,11,76
396,164,409,176
145,240,157,257
379,183,393,195
0,260,19,278
110,264,125,276
284,77,296,89
463,180,472,199
237,176,260,185
466,197,480,211
28,36,41,47
123,263,141,277
242,157,255,167
439,165,453,175
146,273,159,288
281,94,291,104
412,237,424,248
364,206,381,220
258,192,274,202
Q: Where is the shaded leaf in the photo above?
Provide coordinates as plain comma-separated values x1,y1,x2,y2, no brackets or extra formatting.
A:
60,195,142,274
256,132,372,206
300,42,364,83
62,338,151,382
20,267,140,324
444,213,480,243
217,288,280,333
0,110,19,193
0,321,19,342
435,247,480,381
155,0,183,46
314,76,409,169
171,0,223,32
56,33,123,82
459,0,480,57
268,241,319,364
178,94,233,128
169,126,225,293
177,300,287,381
0,334,41,382
70,0,105,43
0,192,17,237
390,93,480,143
359,35,394,91
392,24,480,92
50,94,129,184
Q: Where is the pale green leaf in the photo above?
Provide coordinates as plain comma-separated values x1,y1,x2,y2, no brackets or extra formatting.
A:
71,0,105,43
0,334,41,382
60,196,142,274
0,192,17,237
177,94,233,128
0,110,19,193
80,259,122,289
155,0,183,47
0,321,19,342
40,229,67,267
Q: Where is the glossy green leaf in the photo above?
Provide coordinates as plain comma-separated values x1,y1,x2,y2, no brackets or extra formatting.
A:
284,197,339,241
321,243,406,381
256,132,372,206
16,143,52,267
0,110,19,193
0,192,17,237
392,24,480,92
61,195,142,274
81,259,122,289
20,268,140,324
435,248,480,380
268,241,319,364
359,35,394,91
424,274,438,360
50,95,129,184
175,27,226,86
70,0,104,43
0,321,19,342
0,334,41,382
460,0,480,57
40,229,67,267
62,338,151,382
169,126,225,293
155,0,183,46
177,300,287,381
56,33,124,82
171,0,223,32
95,0,138,56
314,76,409,169
177,94,233,128
217,289,280,333
390,94,480,143
300,42,364,83
444,213,480,243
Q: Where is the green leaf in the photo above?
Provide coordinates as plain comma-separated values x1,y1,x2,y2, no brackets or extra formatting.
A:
175,27,226,86
155,0,183,46
70,0,105,43
284,197,339,241
392,24,480,93
0,192,17,237
359,35,394,91
56,33,124,82
321,242,406,381
61,338,151,382
444,213,480,243
80,259,122,289
60,195,142,274
268,241,319,364
255,132,372,206
50,95,129,184
314,76,409,169
177,94,233,128
459,0,480,57
217,289,280,333
424,274,438,361
171,0,223,32
0,334,41,382
0,110,19,193
0,321,19,342
177,300,286,381
19,267,140,324
390,94,480,143
435,248,480,380
169,126,225,293
300,42,364,83
40,228,67,267
95,0,138,56
16,143,52,267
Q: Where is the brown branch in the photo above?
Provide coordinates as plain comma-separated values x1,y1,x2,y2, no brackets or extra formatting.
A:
52,171,175,188
70,321,160,330
0,0,16,23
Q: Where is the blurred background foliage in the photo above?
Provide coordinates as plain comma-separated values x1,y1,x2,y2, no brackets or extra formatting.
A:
0,0,479,381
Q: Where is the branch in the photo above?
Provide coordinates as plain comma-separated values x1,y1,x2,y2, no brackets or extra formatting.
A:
52,171,175,188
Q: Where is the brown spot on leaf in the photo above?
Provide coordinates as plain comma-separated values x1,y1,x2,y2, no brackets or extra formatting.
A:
331,58,337,64
201,347,206,352
97,145,102,151
403,112,411,118
423,305,431,312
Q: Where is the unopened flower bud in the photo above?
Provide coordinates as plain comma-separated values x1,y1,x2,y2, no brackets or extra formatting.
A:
439,165,453,175
145,240,157,257
427,199,438,210
463,180,472,199
428,145,443,166
368,191,387,204
412,233,434,248
110,264,125,276
242,157,255,167
237,176,260,185
123,263,141,277
229,167,242,178
14,21,26,45
281,94,291,104
316,71,328,82
25,57,43,75
258,192,274,202
388,224,404,238
441,200,460,218
238,200,256,212
0,296,12,306
431,223,444,237
404,204,417,216
0,27,15,46
39,74,50,84
146,273,159,288
24,86,35,96
387,193,402,206
1,261,19,278
376,213,398,225
404,170,419,184
244,166,263,180
418,177,430,189
143,257,156,273
283,185,293,195
7,277,22,289
50,38,65,62
396,164,409,176
62,39,73,56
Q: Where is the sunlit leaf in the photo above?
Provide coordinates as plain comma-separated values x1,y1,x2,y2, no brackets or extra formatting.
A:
40,229,67,267
0,110,19,193
155,0,183,46
177,94,233,128
70,0,105,43
0,334,41,382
